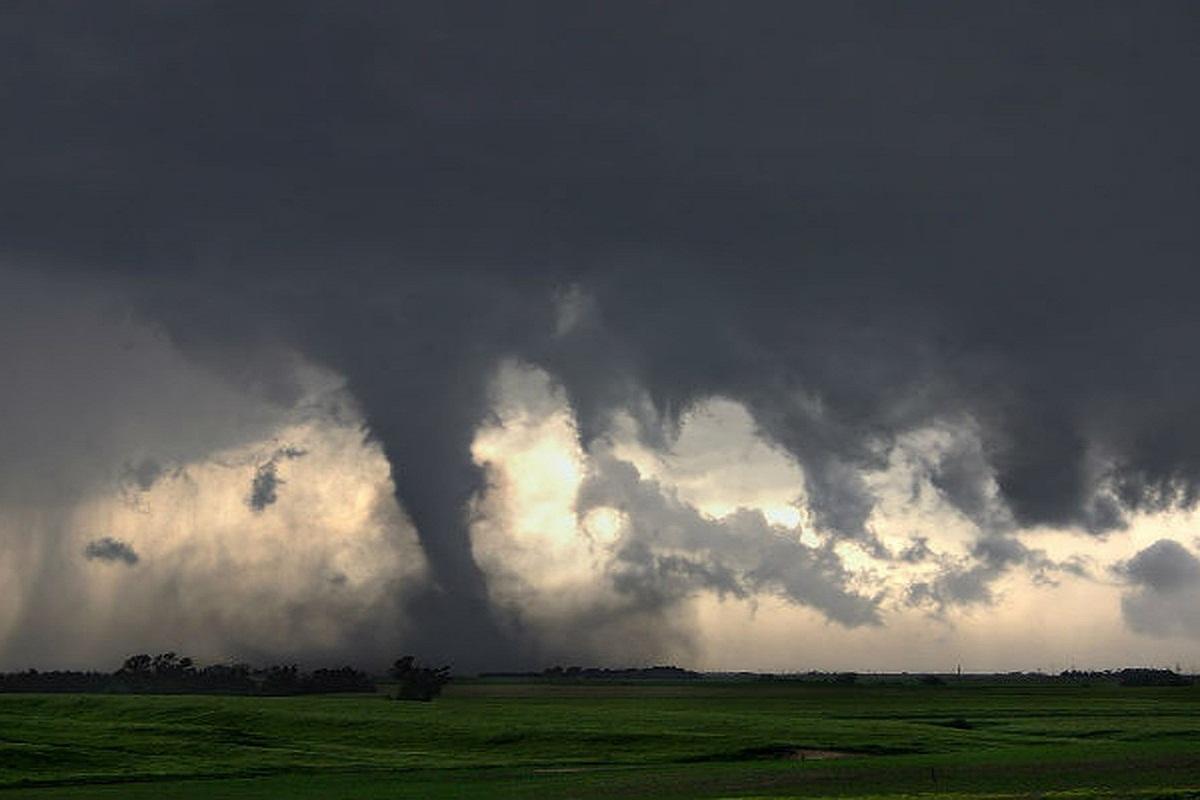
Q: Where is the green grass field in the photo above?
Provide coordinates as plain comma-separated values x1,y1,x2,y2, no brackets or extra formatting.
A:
1,681,1198,799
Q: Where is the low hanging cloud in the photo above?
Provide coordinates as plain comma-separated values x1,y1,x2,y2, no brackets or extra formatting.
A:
473,444,881,665
468,366,880,666
248,462,280,512
906,534,1091,614
580,453,882,627
122,459,164,493
83,537,139,566
877,424,1094,614
247,446,307,512
1113,539,1200,640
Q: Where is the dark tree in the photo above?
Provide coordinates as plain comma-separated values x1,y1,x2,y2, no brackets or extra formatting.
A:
389,656,451,701
259,664,300,695
301,666,376,694
118,654,152,677
196,663,256,694
1117,668,1192,687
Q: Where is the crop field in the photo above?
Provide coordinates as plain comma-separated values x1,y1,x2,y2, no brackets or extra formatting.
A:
1,680,1198,799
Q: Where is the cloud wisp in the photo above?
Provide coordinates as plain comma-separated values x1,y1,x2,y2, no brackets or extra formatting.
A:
83,538,139,566
247,447,307,512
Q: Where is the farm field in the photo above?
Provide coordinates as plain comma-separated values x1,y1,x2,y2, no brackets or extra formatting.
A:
1,680,1198,799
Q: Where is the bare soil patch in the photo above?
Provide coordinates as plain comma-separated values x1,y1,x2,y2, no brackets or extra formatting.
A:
785,749,852,760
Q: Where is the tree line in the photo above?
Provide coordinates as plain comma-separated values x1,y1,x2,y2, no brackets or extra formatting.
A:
0,653,452,699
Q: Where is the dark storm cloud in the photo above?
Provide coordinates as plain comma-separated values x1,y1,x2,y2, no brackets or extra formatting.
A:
1113,539,1200,639
928,437,1007,534
83,537,139,566
1116,539,1200,593
5,3,1200,664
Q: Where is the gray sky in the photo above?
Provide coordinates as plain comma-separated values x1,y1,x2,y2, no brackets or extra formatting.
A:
3,3,1200,672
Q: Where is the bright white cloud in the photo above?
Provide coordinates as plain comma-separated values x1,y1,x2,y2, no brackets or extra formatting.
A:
462,361,1200,671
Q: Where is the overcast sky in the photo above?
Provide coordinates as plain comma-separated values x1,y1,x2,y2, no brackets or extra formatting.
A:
3,3,1200,672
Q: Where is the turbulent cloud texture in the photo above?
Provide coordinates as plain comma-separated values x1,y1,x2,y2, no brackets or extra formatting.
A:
3,3,1200,668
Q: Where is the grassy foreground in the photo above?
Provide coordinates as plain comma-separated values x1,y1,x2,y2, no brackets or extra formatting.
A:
1,680,1198,799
